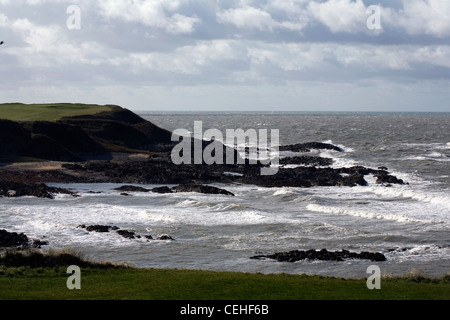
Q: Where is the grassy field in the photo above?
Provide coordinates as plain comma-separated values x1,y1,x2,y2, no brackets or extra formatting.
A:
0,103,113,121
0,266,449,300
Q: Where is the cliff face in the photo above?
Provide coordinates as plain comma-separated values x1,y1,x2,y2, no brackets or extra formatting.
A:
0,105,174,162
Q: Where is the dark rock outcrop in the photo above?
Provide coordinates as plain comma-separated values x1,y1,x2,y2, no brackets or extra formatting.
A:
151,186,173,194
251,249,387,262
114,185,151,192
279,156,333,167
280,142,344,153
0,229,48,249
112,183,235,196
171,184,235,196
78,225,119,233
0,181,78,199
157,235,175,241
17,158,405,189
375,171,405,185
116,230,137,239
0,229,29,248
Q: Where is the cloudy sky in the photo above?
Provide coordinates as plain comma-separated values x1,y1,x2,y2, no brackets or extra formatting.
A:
0,0,449,112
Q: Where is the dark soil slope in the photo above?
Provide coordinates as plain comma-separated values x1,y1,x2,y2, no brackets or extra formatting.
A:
0,119,32,156
63,105,173,145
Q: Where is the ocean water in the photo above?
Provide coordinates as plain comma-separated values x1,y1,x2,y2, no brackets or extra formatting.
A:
1,112,449,278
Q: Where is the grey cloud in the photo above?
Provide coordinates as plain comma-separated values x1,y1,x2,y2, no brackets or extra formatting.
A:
0,0,449,111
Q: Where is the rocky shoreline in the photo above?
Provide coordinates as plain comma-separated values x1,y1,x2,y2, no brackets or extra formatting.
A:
0,229,48,249
0,139,405,265
0,141,405,195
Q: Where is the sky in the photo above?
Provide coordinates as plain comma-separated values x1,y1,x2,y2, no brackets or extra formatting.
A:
0,0,449,112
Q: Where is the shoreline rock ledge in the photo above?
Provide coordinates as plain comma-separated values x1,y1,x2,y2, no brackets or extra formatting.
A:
251,249,387,262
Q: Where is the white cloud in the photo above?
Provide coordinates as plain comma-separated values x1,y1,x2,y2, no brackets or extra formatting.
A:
110,39,244,75
248,42,450,72
216,3,309,32
96,0,201,34
0,13,8,26
1,0,449,112
307,0,367,33
217,6,277,31
383,0,450,37
4,17,106,67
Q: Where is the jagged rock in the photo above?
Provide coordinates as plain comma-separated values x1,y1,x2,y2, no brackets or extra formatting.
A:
117,230,136,239
0,229,29,248
375,171,405,185
157,235,175,241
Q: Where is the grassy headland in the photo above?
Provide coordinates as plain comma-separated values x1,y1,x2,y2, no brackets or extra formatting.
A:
0,103,172,162
0,103,113,122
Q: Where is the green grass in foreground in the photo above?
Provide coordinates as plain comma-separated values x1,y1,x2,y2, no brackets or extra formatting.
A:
0,266,449,300
0,103,112,122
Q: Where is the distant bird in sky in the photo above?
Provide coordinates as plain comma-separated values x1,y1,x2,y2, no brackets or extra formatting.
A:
0,41,4,45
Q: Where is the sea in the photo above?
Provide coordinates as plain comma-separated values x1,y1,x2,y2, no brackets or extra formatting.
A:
1,112,449,279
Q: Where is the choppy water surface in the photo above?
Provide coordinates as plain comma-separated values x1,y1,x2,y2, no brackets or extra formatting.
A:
1,112,449,278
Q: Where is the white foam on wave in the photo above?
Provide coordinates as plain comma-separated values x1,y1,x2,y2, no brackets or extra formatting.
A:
306,204,432,224
367,185,450,208
142,208,277,226
402,155,450,163
398,142,450,162
319,150,357,168
273,188,295,196
386,244,450,263
322,140,355,153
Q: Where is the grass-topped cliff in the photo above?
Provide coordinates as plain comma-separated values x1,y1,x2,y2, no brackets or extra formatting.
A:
0,103,112,122
0,103,172,162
